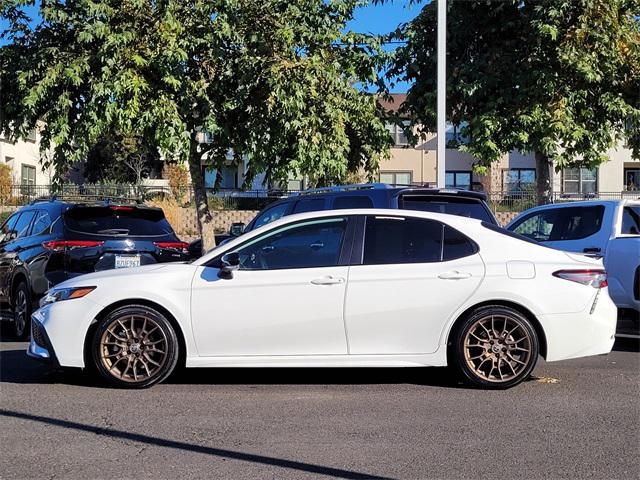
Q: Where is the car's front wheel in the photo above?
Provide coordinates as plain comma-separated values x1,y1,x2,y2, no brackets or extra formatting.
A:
92,305,179,388
451,306,539,389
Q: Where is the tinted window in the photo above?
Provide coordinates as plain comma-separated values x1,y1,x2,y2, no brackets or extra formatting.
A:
621,206,640,235
511,206,604,241
235,217,347,270
252,203,289,229
332,196,374,209
31,210,52,236
0,213,21,241
400,195,494,223
443,226,477,260
293,198,325,214
14,210,36,238
63,207,173,236
364,216,443,265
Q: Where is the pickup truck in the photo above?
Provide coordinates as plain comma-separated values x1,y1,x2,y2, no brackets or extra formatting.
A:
507,200,640,324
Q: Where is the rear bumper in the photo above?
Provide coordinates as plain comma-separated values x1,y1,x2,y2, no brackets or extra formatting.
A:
541,288,617,362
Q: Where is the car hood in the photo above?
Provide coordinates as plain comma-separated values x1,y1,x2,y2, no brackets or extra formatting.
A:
54,263,191,288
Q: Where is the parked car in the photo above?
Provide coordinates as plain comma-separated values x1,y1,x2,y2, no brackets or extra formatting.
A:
29,208,615,389
507,200,640,317
197,183,499,250
0,199,190,338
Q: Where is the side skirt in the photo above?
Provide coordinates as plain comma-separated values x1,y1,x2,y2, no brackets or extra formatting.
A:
185,349,448,368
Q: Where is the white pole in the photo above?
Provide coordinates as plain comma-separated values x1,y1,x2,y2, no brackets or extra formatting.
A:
436,0,446,188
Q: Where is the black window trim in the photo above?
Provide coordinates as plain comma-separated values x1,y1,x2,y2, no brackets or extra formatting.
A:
206,215,357,270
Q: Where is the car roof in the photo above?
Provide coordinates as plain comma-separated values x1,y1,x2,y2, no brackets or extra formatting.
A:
291,183,488,200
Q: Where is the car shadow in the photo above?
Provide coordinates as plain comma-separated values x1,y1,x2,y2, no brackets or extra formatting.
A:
0,342,465,389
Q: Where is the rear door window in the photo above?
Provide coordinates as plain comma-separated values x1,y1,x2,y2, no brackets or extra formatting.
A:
292,198,326,214
363,216,443,265
332,196,374,209
400,195,494,223
14,210,37,238
621,206,640,235
63,206,174,236
511,206,604,241
443,226,478,261
31,210,53,236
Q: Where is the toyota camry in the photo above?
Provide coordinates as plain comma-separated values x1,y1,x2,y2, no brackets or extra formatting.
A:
28,209,617,389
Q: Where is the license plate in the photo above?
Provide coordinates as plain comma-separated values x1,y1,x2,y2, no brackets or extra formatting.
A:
114,255,141,269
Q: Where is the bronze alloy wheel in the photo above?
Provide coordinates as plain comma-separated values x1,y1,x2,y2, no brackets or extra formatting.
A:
93,305,178,388
463,314,532,383
452,306,539,389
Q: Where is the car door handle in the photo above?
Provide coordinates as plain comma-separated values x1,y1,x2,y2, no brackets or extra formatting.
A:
438,271,472,280
583,247,601,253
310,276,345,285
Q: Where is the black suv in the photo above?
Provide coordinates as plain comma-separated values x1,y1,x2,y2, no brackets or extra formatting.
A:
0,199,190,338
214,183,498,244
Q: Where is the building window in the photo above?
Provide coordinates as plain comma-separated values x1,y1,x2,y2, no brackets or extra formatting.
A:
21,164,36,186
380,171,412,185
562,168,597,194
445,171,471,190
386,121,410,146
625,168,640,191
503,169,536,191
26,129,37,143
445,122,469,146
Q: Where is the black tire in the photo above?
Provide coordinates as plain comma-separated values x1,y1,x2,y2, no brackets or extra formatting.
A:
12,281,31,340
450,306,539,389
91,305,179,388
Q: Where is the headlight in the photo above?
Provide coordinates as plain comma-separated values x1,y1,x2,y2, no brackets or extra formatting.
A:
40,286,96,308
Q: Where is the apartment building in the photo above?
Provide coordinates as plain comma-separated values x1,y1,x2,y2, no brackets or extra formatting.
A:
0,124,54,186
379,94,640,195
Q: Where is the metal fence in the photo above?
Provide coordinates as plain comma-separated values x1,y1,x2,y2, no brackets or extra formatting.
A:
1,184,639,212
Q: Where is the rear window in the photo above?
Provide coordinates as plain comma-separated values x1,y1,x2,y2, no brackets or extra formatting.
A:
621,206,640,235
510,206,604,241
400,195,494,223
63,206,174,236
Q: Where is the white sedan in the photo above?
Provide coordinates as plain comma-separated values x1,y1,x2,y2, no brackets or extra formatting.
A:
28,209,617,389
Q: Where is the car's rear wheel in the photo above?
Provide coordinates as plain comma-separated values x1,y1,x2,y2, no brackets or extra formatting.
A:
92,305,179,388
451,306,539,389
12,281,31,339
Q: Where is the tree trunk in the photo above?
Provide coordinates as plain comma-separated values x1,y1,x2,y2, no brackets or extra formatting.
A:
535,151,553,206
188,139,216,254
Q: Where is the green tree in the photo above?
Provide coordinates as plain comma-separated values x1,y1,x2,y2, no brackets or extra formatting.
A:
1,0,391,250
392,0,640,202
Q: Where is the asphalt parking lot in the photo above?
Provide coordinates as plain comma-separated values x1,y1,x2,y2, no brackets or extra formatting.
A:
1,335,638,480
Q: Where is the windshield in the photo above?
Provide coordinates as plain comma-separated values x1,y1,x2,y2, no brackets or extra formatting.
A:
64,206,174,236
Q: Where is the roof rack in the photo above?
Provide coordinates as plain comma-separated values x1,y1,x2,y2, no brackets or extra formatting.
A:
293,183,392,196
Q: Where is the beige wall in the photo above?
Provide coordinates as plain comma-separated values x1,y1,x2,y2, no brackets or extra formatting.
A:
0,123,54,185
383,129,635,194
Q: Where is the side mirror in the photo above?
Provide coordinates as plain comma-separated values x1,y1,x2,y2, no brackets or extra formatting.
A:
229,222,245,237
219,251,240,279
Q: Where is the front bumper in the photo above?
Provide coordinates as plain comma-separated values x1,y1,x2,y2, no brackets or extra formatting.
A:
27,314,60,367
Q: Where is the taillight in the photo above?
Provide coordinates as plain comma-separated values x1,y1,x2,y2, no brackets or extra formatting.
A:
109,206,135,212
553,269,608,288
42,240,104,251
154,241,189,252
